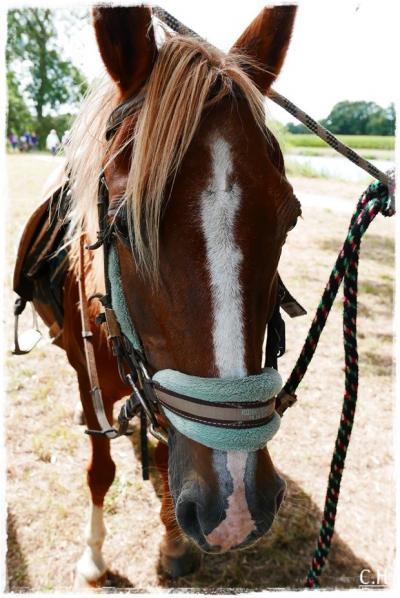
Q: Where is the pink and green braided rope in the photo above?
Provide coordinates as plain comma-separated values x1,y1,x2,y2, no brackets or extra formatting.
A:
281,179,394,588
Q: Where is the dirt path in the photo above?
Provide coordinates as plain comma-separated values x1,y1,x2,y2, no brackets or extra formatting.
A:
4,154,395,591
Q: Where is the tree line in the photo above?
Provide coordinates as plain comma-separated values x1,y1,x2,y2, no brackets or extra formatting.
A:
6,8,88,149
7,9,395,149
287,101,395,136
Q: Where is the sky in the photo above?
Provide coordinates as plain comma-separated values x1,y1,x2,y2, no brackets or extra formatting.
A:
50,0,399,124
2,0,399,124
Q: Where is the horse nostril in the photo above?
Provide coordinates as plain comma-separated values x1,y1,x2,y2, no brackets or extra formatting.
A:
176,497,201,539
275,487,286,511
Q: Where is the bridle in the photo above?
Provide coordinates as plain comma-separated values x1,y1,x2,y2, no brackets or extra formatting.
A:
79,163,287,457
78,106,292,462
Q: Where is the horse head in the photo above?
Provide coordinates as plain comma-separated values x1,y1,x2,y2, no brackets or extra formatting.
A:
69,5,300,555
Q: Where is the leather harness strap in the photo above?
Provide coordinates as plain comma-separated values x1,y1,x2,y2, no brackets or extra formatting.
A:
78,235,120,439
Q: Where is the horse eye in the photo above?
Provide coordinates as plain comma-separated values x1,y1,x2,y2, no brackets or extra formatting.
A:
113,210,130,245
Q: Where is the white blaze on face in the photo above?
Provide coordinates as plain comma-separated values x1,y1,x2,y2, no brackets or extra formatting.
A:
200,136,256,550
200,136,246,378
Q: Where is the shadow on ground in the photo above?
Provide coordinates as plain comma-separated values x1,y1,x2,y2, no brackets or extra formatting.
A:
6,511,32,592
100,433,374,591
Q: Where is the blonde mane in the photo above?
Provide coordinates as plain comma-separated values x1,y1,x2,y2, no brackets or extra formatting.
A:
66,32,268,286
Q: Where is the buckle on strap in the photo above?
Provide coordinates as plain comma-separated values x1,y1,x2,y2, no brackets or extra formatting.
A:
104,307,122,340
126,373,168,444
95,306,122,341
276,390,297,416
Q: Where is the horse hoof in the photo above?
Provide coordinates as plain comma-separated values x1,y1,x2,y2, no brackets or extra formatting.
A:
160,544,201,578
74,549,107,590
73,569,107,591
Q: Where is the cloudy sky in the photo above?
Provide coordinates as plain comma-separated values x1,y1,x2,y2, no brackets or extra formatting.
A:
4,0,399,124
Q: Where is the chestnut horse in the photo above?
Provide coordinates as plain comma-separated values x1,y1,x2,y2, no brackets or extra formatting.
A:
34,4,301,588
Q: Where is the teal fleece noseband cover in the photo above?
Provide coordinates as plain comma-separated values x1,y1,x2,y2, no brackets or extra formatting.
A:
108,245,142,352
109,246,282,451
153,369,282,451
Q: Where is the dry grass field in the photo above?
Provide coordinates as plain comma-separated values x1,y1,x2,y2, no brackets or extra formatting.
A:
4,153,395,591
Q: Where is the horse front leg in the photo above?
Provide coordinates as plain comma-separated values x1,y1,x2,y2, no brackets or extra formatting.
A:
74,370,116,589
154,442,200,578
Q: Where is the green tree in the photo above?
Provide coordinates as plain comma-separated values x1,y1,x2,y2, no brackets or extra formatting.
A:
321,100,395,135
365,102,396,135
7,8,88,146
6,71,33,136
286,122,309,134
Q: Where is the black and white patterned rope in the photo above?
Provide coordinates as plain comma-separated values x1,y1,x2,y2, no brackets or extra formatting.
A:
152,5,395,210
153,6,199,38
268,89,394,191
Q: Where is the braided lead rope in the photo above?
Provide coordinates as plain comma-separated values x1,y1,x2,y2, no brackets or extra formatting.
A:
305,214,361,588
276,179,393,587
268,90,394,195
283,180,393,401
152,6,395,211
152,6,199,38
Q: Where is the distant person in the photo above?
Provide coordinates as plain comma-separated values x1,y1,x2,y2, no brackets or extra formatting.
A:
24,131,32,149
61,129,71,147
8,132,18,151
46,129,60,156
19,134,29,152
30,132,39,150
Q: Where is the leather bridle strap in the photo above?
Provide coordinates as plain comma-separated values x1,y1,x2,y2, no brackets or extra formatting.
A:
105,93,144,141
77,181,166,457
78,234,144,441
78,235,120,439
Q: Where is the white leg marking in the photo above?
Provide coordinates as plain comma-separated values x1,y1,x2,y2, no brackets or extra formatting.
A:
200,136,245,378
76,503,107,582
206,452,256,550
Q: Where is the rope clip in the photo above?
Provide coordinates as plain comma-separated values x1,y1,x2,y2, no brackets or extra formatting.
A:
276,390,297,416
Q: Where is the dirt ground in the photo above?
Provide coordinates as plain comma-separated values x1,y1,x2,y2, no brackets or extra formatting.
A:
4,153,395,591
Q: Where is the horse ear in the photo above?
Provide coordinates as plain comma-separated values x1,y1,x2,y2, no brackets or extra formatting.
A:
230,5,297,94
92,5,157,96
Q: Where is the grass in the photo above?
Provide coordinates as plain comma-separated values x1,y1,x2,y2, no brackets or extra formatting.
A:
287,146,394,161
286,134,395,150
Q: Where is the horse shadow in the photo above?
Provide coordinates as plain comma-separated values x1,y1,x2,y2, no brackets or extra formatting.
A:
116,429,374,591
6,511,32,592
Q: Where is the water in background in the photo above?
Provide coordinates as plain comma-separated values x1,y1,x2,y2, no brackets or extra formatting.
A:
286,154,394,182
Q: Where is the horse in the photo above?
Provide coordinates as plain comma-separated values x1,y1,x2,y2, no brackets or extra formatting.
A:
15,4,302,589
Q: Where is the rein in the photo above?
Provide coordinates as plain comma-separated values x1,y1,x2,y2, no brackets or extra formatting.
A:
284,178,394,587
77,7,396,588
